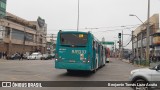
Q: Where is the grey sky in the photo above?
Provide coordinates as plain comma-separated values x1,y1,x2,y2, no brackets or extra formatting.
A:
6,0,160,49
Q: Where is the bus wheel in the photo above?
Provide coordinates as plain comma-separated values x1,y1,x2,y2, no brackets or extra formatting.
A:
92,69,96,73
67,69,73,73
92,60,97,73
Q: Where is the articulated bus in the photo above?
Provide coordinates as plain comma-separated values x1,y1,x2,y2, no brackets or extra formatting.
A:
55,30,106,72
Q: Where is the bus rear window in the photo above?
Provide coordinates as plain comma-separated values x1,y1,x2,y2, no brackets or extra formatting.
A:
60,33,88,46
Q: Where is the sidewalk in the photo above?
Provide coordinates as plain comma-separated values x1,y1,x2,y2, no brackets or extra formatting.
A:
0,58,9,63
0,58,7,60
122,59,148,68
122,59,130,63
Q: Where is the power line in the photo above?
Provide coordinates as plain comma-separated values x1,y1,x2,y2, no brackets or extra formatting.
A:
97,24,141,29
46,23,142,33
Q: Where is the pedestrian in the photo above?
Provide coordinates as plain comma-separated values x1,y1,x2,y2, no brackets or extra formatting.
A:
20,53,23,60
3,52,7,59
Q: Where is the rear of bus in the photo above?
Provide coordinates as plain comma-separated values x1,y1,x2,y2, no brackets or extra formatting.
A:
55,31,93,71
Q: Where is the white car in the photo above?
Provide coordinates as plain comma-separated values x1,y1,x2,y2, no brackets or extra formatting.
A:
27,52,42,60
41,54,49,60
129,64,160,90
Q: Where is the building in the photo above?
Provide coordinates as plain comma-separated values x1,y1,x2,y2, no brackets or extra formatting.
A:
132,14,159,61
0,12,47,56
0,0,7,17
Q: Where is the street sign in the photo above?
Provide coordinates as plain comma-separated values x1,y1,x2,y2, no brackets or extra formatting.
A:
101,41,114,45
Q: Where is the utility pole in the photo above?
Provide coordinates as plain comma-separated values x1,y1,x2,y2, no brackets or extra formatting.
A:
120,26,126,60
115,40,116,58
140,32,143,65
132,31,134,57
146,0,150,66
122,30,123,59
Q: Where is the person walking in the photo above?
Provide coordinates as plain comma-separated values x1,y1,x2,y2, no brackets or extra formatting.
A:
20,53,23,60
4,52,7,59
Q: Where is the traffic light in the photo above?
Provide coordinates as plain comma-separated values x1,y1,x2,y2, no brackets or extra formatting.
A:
118,33,121,38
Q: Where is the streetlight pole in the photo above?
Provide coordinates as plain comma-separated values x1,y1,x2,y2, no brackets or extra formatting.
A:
146,0,150,66
129,0,150,66
129,14,144,24
129,14,144,65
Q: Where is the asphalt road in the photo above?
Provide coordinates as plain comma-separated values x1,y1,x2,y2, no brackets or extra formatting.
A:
0,58,140,90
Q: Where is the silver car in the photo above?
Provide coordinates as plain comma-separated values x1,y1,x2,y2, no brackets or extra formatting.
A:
129,64,160,90
27,52,42,60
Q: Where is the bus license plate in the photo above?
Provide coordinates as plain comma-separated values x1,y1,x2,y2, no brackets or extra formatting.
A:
69,60,75,63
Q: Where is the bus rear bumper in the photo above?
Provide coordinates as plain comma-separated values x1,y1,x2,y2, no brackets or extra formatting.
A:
55,62,92,70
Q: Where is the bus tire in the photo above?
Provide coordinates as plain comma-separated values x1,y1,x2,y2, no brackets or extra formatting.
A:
92,60,98,73
92,69,96,73
67,69,73,73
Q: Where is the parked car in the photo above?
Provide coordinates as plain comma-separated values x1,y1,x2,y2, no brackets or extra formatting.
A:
8,53,21,60
41,54,49,60
23,53,29,59
50,53,55,58
129,64,160,90
27,52,42,60
41,53,55,60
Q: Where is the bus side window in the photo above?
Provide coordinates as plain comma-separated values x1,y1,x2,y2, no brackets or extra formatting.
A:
61,38,64,43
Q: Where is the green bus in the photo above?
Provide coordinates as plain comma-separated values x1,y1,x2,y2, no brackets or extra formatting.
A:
55,30,106,72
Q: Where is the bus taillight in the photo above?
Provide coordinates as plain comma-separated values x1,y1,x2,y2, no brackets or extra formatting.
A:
55,53,59,61
87,54,90,63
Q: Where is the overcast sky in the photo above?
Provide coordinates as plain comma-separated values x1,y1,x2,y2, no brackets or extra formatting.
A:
6,0,160,49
